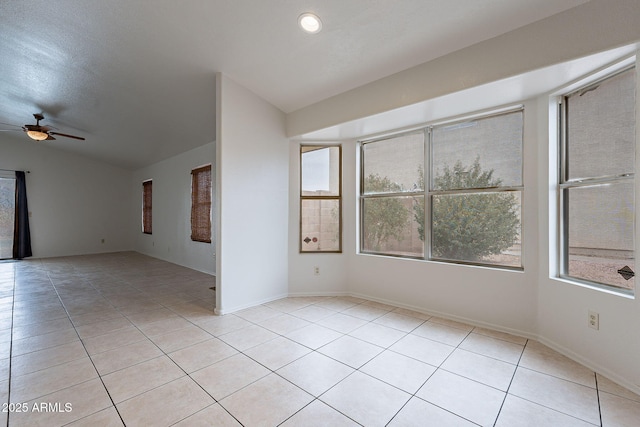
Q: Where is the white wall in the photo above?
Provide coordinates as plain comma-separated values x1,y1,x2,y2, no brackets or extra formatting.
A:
216,73,289,313
285,0,640,395
0,135,132,257
131,143,215,274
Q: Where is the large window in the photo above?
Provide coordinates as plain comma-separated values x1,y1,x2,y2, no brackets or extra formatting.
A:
360,109,523,269
559,67,636,294
142,180,152,235
300,145,341,252
191,165,212,243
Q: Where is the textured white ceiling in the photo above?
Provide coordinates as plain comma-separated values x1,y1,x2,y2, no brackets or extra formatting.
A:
0,0,587,169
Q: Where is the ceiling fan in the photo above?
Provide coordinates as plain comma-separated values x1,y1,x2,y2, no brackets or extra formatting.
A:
0,113,85,141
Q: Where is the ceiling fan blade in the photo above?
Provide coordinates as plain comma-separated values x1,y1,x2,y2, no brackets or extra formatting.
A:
0,122,21,128
46,135,56,141
0,129,22,132
48,131,85,141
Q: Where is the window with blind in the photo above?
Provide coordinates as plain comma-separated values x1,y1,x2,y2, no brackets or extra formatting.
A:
191,165,212,243
142,180,152,234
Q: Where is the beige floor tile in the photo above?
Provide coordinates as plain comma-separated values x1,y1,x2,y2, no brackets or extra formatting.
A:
428,316,474,332
597,374,640,402
509,367,600,424
69,309,125,327
11,317,75,340
259,313,312,335
313,297,358,312
0,358,8,382
117,377,214,427
220,373,313,427
472,326,528,345
412,321,471,346
102,355,185,403
318,335,384,369
349,322,406,348
600,391,640,427
244,336,311,370
416,369,505,426
81,326,148,355
389,333,454,366
317,312,369,334
195,314,252,335
90,339,164,375
11,341,87,376
290,305,336,322
320,371,410,427
8,378,112,427
373,311,426,332
65,406,124,427
276,351,354,397
191,353,270,400
218,324,279,351
125,307,181,325
149,324,212,353
280,400,360,427
496,394,596,427
459,332,524,364
173,403,241,427
263,297,315,313
169,337,238,373
388,396,477,427
286,324,343,349
11,328,79,357
135,316,192,337
234,305,281,323
75,317,133,339
520,341,596,387
10,357,98,403
341,304,390,321
361,350,436,394
441,348,517,391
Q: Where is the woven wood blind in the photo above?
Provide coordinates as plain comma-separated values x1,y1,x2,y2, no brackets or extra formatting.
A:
142,180,152,234
191,165,212,243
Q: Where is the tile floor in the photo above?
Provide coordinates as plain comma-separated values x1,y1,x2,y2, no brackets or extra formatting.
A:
0,252,638,426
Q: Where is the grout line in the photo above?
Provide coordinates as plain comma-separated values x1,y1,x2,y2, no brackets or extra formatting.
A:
595,372,603,427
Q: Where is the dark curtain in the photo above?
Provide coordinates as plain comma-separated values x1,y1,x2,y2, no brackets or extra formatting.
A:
13,171,32,259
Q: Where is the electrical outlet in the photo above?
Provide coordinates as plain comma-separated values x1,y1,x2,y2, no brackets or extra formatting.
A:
588,310,599,330
313,266,320,276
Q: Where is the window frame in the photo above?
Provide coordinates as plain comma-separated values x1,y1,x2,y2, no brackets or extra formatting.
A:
191,164,212,244
299,144,342,253
142,180,152,235
558,65,636,296
358,107,524,270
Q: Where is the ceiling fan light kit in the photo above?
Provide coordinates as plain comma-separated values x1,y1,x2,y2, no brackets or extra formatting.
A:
26,130,49,141
0,113,86,142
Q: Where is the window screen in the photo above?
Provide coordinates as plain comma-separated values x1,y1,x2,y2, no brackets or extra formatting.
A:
560,67,636,293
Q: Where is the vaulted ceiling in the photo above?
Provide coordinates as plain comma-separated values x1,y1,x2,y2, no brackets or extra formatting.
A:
0,0,588,169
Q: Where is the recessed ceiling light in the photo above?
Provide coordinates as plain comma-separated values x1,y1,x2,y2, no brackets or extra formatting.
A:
298,13,322,34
